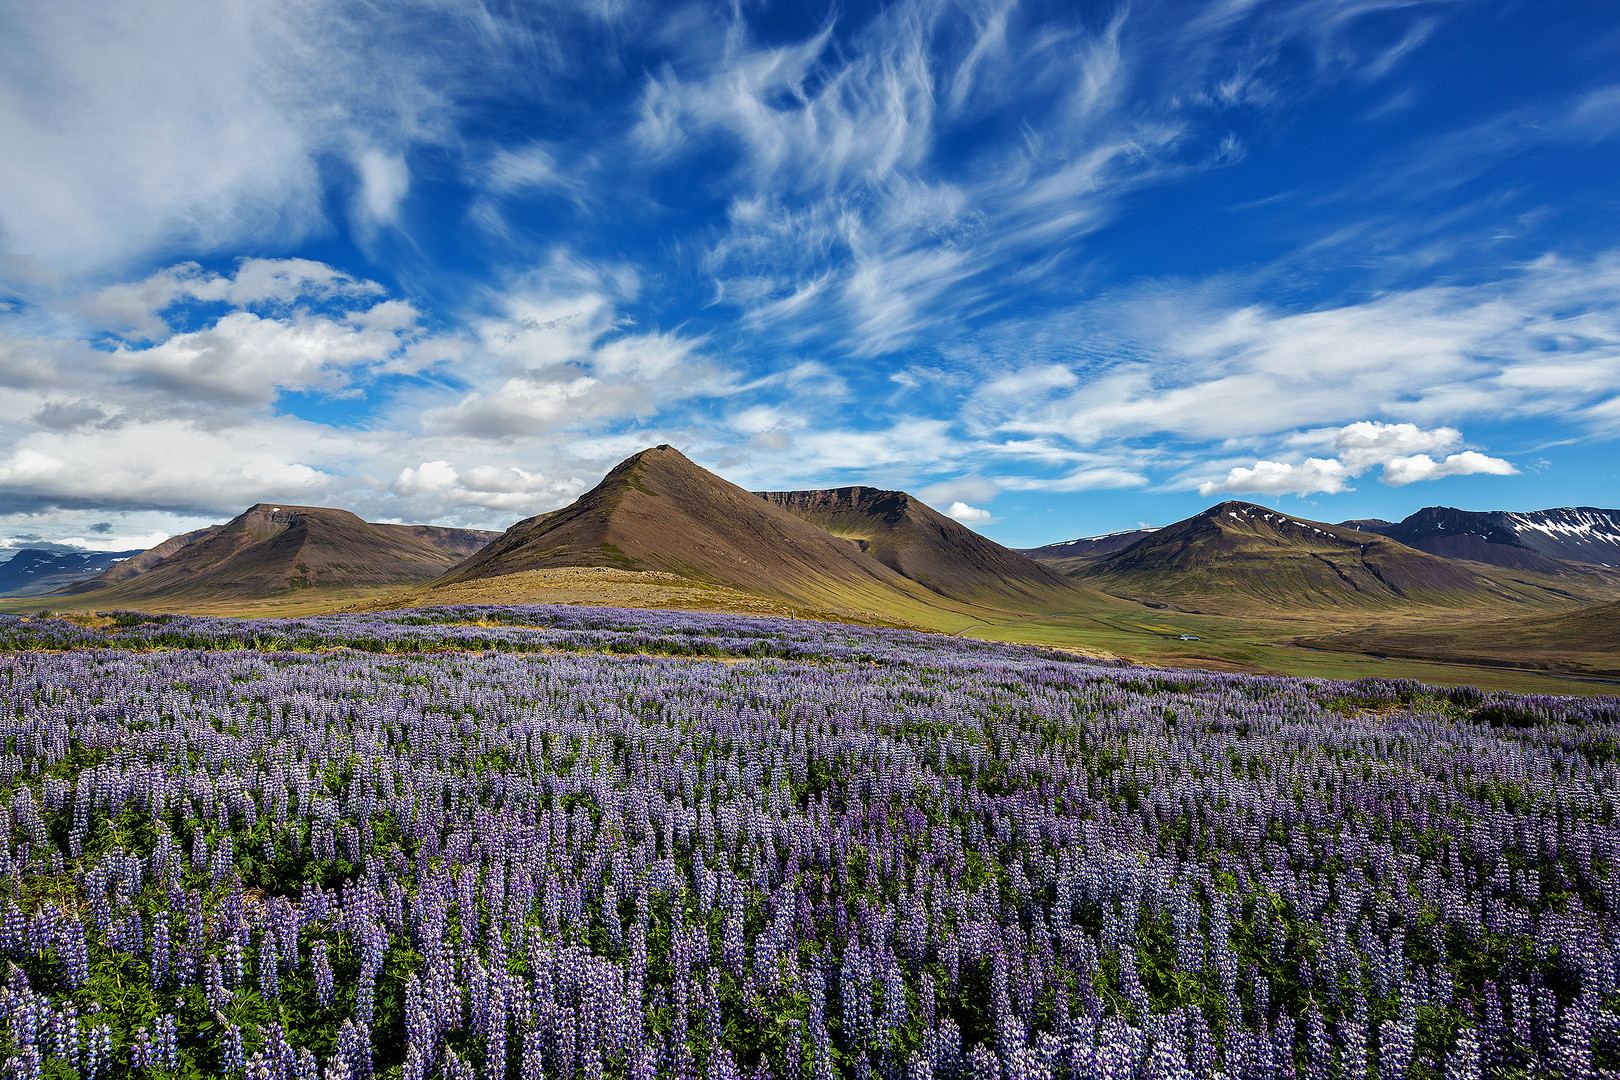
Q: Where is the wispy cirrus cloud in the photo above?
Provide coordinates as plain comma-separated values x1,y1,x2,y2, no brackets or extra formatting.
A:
4,0,1613,548
646,0,1446,360
960,252,1620,450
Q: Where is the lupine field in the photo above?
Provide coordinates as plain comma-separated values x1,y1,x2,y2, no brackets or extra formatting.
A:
0,606,1619,1080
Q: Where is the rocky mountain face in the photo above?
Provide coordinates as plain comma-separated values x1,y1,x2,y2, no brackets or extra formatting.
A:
759,485,1078,605
1352,506,1620,569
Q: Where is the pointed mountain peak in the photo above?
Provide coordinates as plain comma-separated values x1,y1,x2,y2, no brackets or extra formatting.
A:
433,448,952,612
1076,499,1506,613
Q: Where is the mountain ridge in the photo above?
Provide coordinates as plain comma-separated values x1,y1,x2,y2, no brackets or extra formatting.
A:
66,504,499,604
1042,501,1591,615
757,485,1079,606
430,447,1001,619
1350,505,1620,570
0,549,145,597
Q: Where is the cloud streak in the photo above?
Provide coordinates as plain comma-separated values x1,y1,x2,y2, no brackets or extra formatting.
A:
0,0,1610,546
1198,421,1517,496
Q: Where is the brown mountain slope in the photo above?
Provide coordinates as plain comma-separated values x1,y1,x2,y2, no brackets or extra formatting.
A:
1297,599,1620,679
377,524,500,558
1069,501,1602,615
431,446,1106,620
66,524,223,591
1021,529,1161,574
758,486,1080,605
72,505,499,603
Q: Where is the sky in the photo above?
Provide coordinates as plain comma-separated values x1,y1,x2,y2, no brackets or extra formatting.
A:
1,0,1618,554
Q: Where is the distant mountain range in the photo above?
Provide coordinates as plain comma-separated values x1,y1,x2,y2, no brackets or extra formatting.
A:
1020,528,1159,566
1344,506,1620,570
1021,501,1577,615
0,548,144,597
10,450,1617,679
64,525,224,590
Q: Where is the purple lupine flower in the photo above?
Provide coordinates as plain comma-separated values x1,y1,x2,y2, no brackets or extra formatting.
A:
312,939,335,1008
259,925,280,1001
85,1022,113,1080
1444,1026,1480,1080
155,1013,179,1070
966,1044,999,1080
205,955,232,1012
223,1021,246,1074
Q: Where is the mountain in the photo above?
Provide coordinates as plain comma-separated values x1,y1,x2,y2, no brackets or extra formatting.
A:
757,486,1078,605
1062,501,1580,614
1298,599,1620,680
380,525,496,558
0,549,144,597
69,505,499,603
1350,506,1620,570
431,446,1094,620
1021,528,1161,572
64,525,222,592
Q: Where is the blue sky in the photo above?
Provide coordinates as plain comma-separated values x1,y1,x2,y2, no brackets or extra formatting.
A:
1,0,1618,552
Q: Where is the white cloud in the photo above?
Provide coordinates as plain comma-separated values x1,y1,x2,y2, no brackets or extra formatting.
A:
0,2,477,272
484,144,568,194
0,258,440,425
353,148,411,227
424,316,730,439
946,501,992,523
0,419,343,514
1380,450,1519,486
1333,420,1461,472
961,253,1620,470
1199,457,1352,497
1033,467,1152,492
77,258,386,339
394,459,565,512
110,308,424,406
1199,420,1517,496
662,0,1340,356
49,530,172,553
1565,84,1620,143
917,475,1002,508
